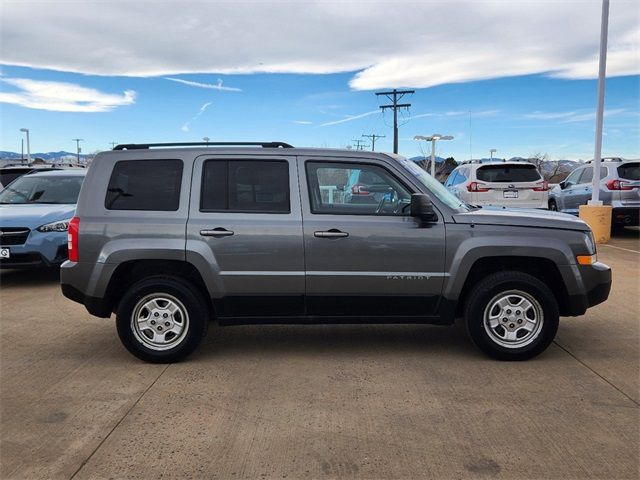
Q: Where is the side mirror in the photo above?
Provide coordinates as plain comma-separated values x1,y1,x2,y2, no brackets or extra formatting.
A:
559,181,566,189
410,194,438,222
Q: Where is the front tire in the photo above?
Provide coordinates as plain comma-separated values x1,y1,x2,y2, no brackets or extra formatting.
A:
465,271,559,361
116,276,209,363
548,199,558,211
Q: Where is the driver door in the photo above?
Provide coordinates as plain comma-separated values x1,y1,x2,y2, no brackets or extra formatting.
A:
299,157,446,318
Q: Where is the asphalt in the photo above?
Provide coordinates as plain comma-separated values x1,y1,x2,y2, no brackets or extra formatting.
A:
1,229,638,480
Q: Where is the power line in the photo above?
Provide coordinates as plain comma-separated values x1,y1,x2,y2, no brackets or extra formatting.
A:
376,89,414,154
362,134,385,152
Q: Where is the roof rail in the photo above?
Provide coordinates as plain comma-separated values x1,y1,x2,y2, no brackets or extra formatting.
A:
112,142,294,150
585,157,623,163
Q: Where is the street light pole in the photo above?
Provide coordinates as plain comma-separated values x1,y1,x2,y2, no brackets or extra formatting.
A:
20,128,31,164
590,0,609,205
490,148,497,160
414,134,454,177
203,137,210,145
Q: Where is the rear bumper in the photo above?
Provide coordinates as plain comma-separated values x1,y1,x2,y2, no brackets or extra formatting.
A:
565,262,612,316
612,207,639,226
60,260,117,318
61,283,113,318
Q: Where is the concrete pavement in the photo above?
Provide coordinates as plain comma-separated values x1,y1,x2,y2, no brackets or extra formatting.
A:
1,231,638,479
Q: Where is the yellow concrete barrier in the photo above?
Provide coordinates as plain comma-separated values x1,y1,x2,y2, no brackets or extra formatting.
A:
579,204,612,244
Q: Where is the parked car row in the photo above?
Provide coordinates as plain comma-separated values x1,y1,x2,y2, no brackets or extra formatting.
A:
549,158,639,228
443,157,639,228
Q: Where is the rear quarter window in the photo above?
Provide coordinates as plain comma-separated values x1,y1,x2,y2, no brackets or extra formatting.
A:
476,164,541,182
105,159,183,211
618,163,640,181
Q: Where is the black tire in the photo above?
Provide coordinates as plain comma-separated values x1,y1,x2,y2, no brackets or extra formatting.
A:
116,276,209,363
548,199,558,211
464,271,559,361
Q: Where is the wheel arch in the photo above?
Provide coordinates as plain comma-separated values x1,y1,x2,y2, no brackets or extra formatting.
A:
104,259,214,317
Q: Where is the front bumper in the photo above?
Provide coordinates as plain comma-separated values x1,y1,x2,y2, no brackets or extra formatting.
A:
565,262,612,316
0,230,69,269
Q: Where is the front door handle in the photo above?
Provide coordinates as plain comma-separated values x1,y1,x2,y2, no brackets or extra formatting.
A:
314,229,349,238
200,227,234,237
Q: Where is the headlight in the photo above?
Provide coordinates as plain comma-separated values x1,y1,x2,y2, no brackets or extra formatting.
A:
585,231,596,255
37,218,72,232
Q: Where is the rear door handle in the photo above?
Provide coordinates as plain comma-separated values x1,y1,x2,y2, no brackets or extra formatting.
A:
314,229,349,238
200,227,234,237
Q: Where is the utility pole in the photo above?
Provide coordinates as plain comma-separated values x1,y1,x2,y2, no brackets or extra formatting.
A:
376,89,414,154
20,128,31,164
72,139,84,163
109,141,118,149
362,133,385,152
351,139,368,151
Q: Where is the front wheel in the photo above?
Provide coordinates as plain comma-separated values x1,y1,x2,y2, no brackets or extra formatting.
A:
548,199,558,211
116,276,209,363
465,271,559,361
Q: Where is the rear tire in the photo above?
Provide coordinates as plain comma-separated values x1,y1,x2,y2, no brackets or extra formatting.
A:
116,276,209,363
465,271,559,361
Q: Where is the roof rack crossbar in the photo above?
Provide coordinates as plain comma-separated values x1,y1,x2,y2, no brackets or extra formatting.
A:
113,142,293,150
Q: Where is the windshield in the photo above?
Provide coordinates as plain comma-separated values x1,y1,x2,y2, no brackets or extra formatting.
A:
392,155,470,212
0,175,84,204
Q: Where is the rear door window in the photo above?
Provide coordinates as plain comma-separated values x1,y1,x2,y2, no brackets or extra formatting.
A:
201,160,290,213
105,159,183,211
618,163,640,180
476,164,541,183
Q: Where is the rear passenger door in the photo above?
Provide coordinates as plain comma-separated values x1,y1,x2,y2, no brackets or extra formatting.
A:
299,157,446,318
186,155,305,318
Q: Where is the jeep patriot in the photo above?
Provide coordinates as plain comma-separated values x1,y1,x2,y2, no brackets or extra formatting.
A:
60,142,612,362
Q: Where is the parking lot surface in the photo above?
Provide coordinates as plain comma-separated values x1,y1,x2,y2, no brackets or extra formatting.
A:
1,230,638,480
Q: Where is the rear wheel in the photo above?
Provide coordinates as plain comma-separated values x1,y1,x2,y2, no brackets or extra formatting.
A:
116,276,209,363
548,199,558,211
465,271,559,361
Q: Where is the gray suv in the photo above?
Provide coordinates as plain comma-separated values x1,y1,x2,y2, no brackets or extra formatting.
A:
60,142,612,363
548,158,639,228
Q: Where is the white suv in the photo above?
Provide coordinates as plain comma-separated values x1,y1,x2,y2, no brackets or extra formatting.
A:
444,160,548,208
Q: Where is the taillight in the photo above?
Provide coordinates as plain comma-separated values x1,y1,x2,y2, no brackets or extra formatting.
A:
351,183,370,195
606,179,633,191
533,181,549,191
68,216,80,262
467,181,489,192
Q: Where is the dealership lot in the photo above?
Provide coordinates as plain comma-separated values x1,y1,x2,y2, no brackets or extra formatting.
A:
1,231,638,480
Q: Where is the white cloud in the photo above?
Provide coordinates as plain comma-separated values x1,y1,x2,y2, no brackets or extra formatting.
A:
293,120,313,125
409,110,499,121
319,110,379,127
523,108,628,123
165,77,241,91
0,1,637,90
0,77,135,112
181,102,213,132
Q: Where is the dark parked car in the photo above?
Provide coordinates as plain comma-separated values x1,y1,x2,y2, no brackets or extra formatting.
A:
60,142,611,363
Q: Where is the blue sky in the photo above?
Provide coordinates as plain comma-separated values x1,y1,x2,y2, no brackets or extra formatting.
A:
1,66,638,160
1,1,639,160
